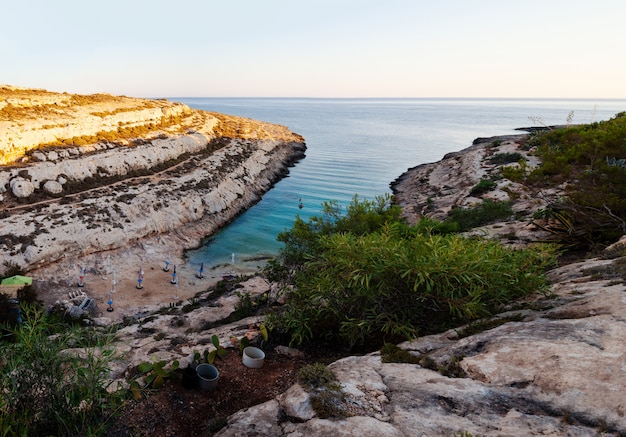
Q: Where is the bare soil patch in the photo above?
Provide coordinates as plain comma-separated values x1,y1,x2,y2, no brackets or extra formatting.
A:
106,347,305,437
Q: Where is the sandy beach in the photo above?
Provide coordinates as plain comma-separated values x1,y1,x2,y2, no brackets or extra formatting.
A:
28,234,260,322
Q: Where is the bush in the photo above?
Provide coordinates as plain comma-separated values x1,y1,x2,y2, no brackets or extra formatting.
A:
0,305,124,435
298,363,338,391
488,152,523,165
446,199,514,232
500,158,528,182
266,196,556,351
469,179,497,196
527,113,626,246
297,363,348,418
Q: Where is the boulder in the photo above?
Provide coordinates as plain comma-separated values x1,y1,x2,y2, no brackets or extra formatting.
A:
43,180,63,194
10,177,34,198
33,151,47,161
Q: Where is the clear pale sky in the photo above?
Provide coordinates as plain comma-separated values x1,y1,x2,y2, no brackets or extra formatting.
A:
2,0,625,98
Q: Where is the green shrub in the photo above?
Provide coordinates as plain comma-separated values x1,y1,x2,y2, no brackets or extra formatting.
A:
380,343,421,364
129,358,180,399
488,152,523,165
469,179,497,196
266,196,556,350
446,199,514,232
527,113,626,247
499,158,528,182
298,363,339,391
0,305,123,436
297,363,348,419
310,390,349,419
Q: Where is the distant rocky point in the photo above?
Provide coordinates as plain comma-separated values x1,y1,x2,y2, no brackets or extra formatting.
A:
0,86,306,273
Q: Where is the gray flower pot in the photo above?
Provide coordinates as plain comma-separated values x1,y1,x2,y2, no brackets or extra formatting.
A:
196,364,219,391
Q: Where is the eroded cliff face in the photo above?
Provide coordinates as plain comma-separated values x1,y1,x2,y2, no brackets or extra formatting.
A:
0,86,305,273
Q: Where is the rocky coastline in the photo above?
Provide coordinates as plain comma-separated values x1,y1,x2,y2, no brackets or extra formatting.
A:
3,88,625,436
0,86,305,313
212,131,626,436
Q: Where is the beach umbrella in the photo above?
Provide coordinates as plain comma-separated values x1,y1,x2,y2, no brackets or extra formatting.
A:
196,262,204,279
1,275,32,286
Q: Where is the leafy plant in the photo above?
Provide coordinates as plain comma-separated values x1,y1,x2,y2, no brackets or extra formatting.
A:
194,334,228,365
129,358,180,399
231,323,269,353
233,290,267,318
0,304,124,436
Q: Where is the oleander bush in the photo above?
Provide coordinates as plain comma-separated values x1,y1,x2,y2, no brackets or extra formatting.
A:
264,195,556,351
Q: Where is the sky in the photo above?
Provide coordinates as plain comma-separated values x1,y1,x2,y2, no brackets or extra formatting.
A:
2,0,625,98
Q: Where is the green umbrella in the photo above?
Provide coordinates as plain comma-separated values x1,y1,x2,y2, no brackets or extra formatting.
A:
1,275,32,286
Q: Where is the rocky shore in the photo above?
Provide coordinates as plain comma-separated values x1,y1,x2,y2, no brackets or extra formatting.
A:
3,89,625,436
0,86,305,315
212,132,626,436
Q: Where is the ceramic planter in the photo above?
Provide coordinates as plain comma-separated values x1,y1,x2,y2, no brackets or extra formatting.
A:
242,346,265,369
196,364,219,391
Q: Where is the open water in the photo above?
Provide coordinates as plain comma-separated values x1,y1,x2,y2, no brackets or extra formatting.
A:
173,98,626,271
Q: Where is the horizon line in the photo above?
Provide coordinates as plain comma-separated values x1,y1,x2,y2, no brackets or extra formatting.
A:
159,96,626,101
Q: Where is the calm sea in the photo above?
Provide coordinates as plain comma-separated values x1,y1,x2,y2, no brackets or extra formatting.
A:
173,98,626,271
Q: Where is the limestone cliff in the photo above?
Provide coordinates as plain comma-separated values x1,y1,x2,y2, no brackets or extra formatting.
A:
0,86,306,273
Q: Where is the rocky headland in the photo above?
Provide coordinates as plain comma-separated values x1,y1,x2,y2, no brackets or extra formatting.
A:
0,86,305,311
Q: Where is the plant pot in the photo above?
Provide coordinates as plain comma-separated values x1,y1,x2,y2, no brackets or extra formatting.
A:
242,346,265,369
181,366,198,389
196,364,219,391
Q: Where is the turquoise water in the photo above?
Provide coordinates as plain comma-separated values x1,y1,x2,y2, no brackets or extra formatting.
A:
174,98,626,270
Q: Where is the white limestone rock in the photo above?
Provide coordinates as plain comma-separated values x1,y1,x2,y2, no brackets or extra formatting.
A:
43,180,63,194
33,151,47,161
277,384,316,421
10,177,34,198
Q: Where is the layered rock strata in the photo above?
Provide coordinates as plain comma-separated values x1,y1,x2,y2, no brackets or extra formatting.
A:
0,86,305,273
